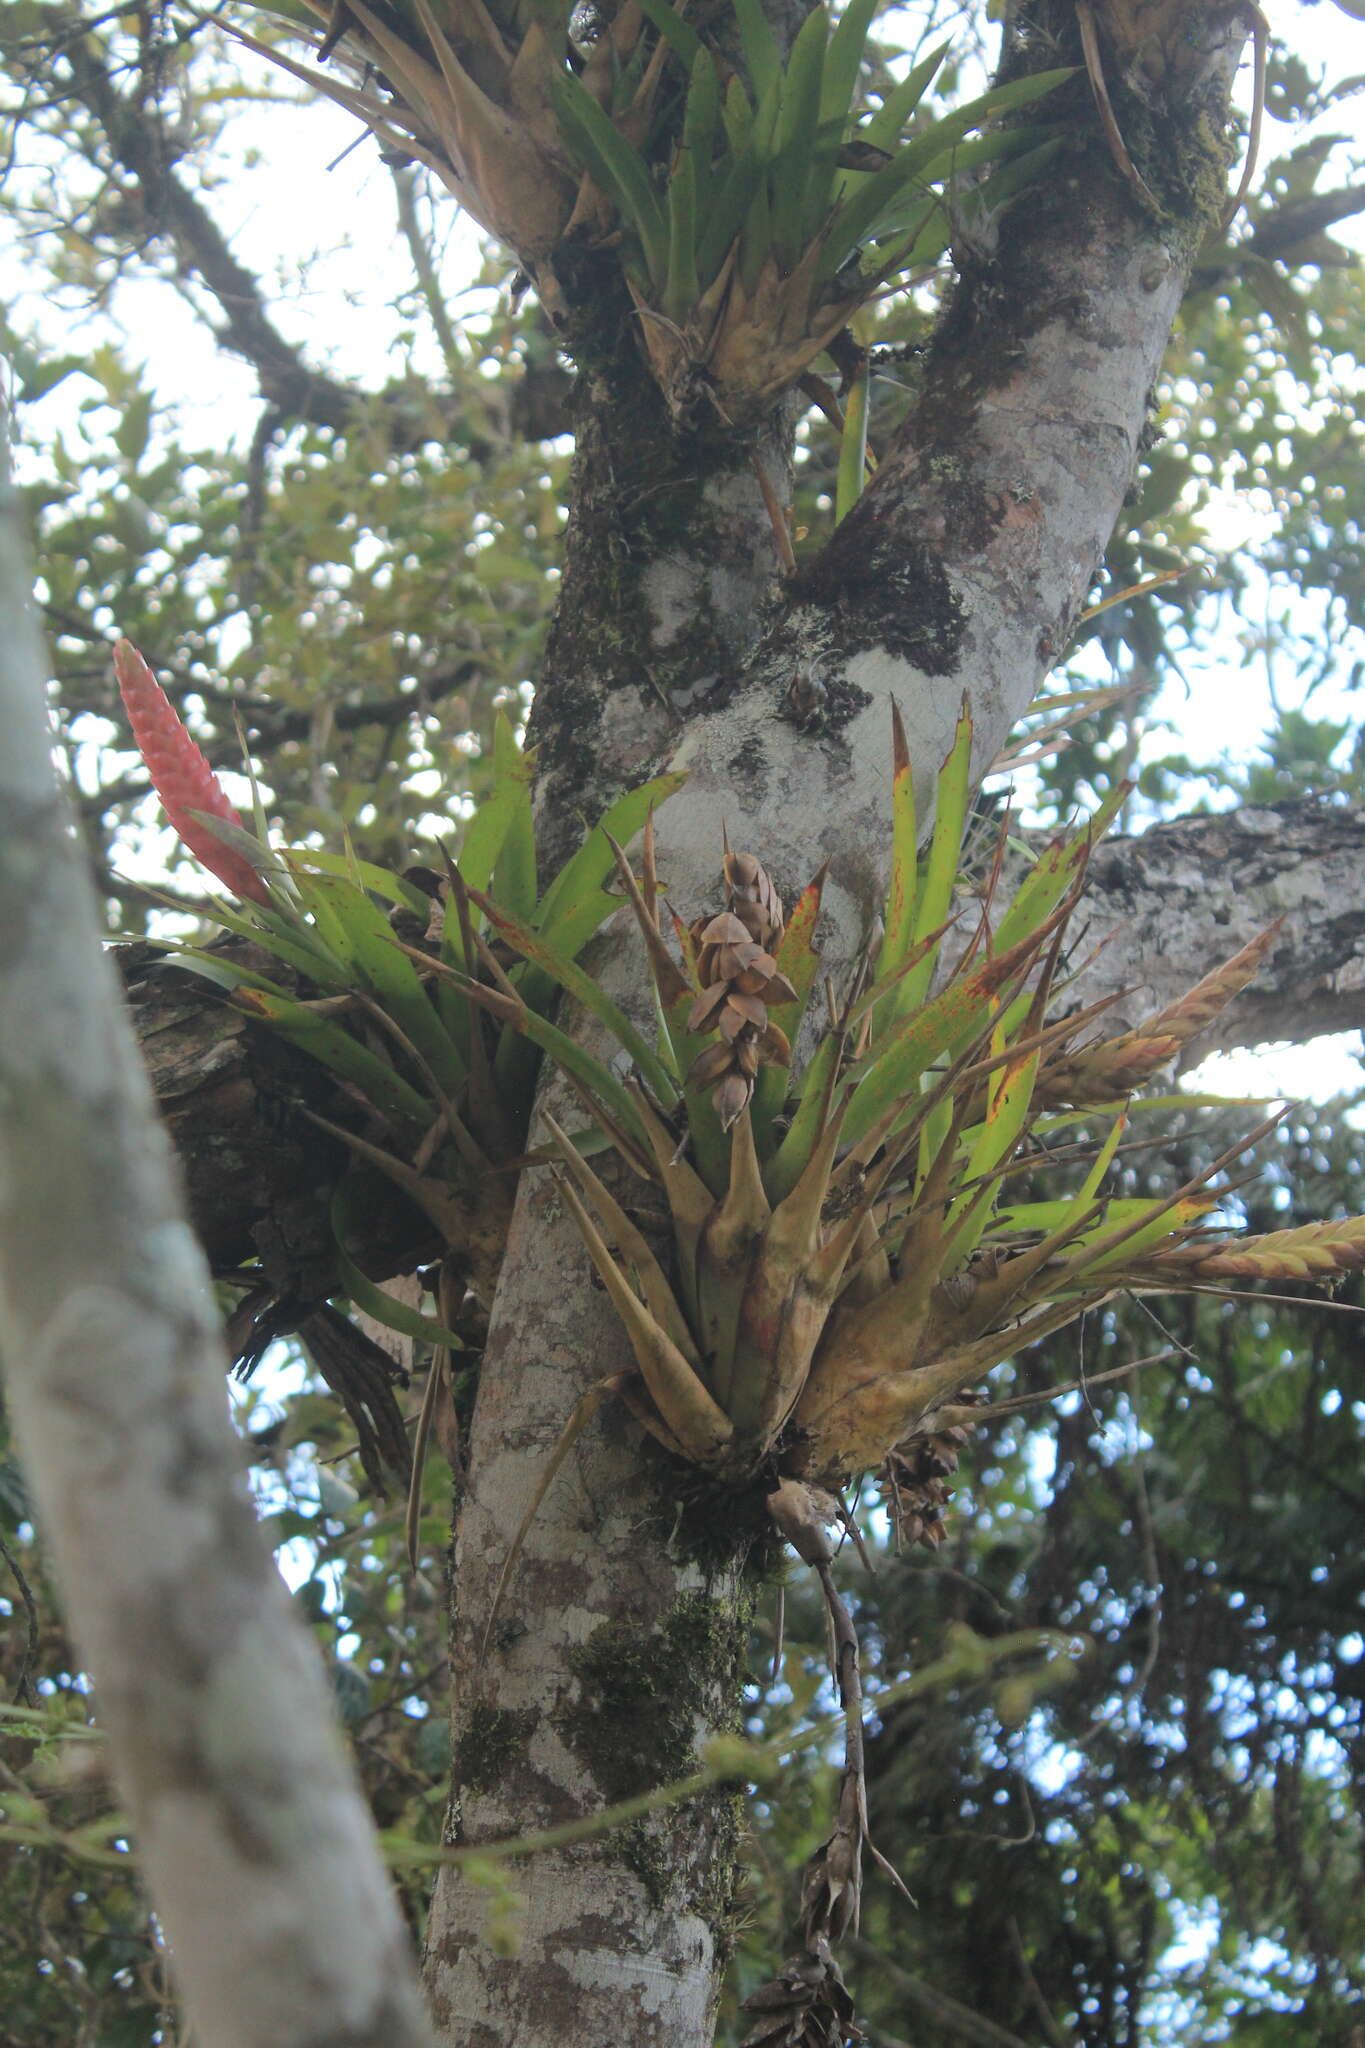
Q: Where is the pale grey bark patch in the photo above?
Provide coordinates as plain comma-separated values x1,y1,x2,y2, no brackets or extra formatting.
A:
646,183,1202,986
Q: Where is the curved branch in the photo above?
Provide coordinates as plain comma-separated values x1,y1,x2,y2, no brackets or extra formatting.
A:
1072,801,1365,1054
0,386,434,2048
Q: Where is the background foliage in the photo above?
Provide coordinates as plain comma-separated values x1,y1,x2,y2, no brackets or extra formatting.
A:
0,0,1362,2041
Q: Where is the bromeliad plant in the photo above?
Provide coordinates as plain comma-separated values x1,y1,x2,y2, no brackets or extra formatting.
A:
232,0,1072,421
114,637,682,1338
469,696,1349,1506
549,5,1071,419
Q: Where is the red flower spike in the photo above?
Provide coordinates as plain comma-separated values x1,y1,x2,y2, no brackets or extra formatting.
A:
114,639,270,905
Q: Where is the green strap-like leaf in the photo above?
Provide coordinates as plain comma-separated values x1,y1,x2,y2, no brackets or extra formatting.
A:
453,776,517,902
696,151,763,283
332,1211,469,1349
854,37,950,159
551,69,668,285
876,701,917,987
234,988,431,1126
665,146,701,320
635,0,704,73
764,1033,840,1204
820,66,1074,275
731,0,780,106
861,128,1060,249
772,5,829,260
294,849,432,917
992,776,1127,957
881,699,970,1031
159,884,353,990
822,0,881,129
834,354,870,523
479,990,651,1154
751,866,826,1152
683,44,721,206
472,889,681,1104
942,1039,1041,1268
533,770,685,946
490,709,537,923
721,70,755,155
739,174,773,293
294,870,467,1096
802,0,879,228
141,944,290,997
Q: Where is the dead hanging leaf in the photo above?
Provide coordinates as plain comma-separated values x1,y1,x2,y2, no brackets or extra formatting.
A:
740,1943,863,2047
767,1479,840,1566
801,1770,863,1945
297,1303,412,1498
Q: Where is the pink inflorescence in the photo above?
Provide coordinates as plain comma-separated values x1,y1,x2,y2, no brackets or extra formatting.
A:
114,639,269,905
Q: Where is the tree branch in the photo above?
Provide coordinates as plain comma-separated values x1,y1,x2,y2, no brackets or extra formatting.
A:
1071,801,1365,1053
1190,183,1365,290
0,390,433,2048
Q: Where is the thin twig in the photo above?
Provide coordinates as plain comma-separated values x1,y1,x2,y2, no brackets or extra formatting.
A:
1224,2,1269,226
1006,1916,1072,2048
1,1532,39,1705
1076,0,1160,215
750,452,798,576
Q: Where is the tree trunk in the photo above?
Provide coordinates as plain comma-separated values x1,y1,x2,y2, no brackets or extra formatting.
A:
421,16,1250,2042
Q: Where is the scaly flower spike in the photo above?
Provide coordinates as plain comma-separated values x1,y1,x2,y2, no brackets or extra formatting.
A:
114,640,270,904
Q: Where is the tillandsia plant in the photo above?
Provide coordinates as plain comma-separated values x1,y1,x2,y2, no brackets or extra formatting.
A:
230,0,1072,421
114,638,682,1533
548,3,1072,419
461,697,1365,2025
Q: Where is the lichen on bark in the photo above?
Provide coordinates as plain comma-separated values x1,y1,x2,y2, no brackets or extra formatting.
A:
556,1586,756,1926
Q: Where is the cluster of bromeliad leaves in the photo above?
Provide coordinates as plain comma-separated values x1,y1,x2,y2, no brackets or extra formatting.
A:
114,637,683,1338
119,634,1365,1511
470,697,1365,1530
231,0,1070,417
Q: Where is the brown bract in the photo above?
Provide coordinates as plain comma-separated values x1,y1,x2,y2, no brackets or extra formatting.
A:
684,864,798,1130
